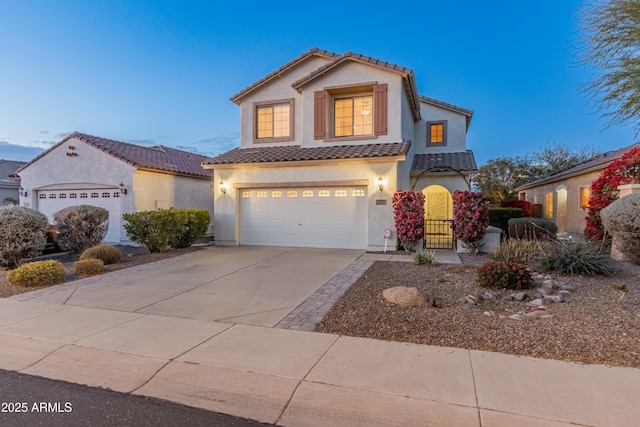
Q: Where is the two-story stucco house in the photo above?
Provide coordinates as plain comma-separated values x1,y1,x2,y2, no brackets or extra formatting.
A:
203,48,477,251
18,133,214,243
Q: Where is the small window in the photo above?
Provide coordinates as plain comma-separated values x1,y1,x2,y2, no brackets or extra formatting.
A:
271,191,282,198
302,190,314,198
335,190,347,197
39,194,46,199
48,194,56,199
286,191,298,198
318,190,330,197
256,191,267,198
69,193,77,199
241,191,252,198
579,186,591,209
352,189,365,197
102,192,110,198
91,192,99,198
545,192,553,218
59,193,66,199
427,120,448,145
113,192,120,198
80,193,88,199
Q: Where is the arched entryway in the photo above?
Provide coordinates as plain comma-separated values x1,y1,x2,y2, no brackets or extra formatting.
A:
422,185,454,249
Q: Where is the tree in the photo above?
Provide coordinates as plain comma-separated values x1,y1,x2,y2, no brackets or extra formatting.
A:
579,0,640,132
474,144,601,203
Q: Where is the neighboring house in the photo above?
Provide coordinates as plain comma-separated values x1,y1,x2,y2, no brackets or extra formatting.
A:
17,133,214,243
0,159,26,205
516,142,640,239
202,48,477,251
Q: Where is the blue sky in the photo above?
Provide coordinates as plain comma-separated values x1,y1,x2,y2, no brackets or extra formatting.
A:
0,0,636,165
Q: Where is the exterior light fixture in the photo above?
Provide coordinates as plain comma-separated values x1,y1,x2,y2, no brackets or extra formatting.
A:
119,182,128,195
19,186,27,197
378,176,384,192
219,180,227,194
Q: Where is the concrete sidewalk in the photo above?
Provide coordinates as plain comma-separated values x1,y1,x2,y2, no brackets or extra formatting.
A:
0,247,638,426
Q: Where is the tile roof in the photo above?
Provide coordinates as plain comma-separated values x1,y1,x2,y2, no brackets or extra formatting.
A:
292,51,421,121
230,48,339,104
203,141,412,166
0,159,26,184
411,151,478,174
516,142,640,191
419,96,473,130
19,133,212,178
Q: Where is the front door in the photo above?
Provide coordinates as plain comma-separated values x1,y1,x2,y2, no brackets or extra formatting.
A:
422,185,454,249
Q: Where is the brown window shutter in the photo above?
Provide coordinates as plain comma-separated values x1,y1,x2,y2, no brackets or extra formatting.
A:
314,91,326,140
374,83,387,136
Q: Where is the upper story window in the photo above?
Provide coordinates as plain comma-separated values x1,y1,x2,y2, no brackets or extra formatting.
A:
254,98,294,143
334,95,373,137
427,120,447,146
314,83,387,141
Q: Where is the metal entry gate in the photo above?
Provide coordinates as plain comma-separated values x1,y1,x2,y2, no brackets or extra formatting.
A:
424,219,454,249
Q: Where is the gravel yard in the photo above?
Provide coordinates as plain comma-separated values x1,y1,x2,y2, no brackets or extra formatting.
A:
315,253,640,368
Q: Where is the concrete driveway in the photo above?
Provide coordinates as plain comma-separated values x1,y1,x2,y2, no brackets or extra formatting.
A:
10,246,364,327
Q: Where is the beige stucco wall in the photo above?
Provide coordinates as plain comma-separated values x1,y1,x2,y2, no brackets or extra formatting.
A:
414,102,468,155
18,137,137,216
213,159,400,251
518,170,601,238
132,170,214,234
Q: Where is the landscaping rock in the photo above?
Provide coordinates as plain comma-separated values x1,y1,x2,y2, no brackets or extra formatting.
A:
512,291,529,301
382,286,427,307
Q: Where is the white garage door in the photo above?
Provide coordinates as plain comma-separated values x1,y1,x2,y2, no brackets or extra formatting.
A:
239,187,367,249
37,189,122,243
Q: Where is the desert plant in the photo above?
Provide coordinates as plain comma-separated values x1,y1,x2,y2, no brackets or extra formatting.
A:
7,260,66,287
491,239,553,265
477,260,532,290
600,193,640,264
0,205,48,268
453,190,489,254
508,218,558,240
54,205,109,254
73,258,105,278
392,191,425,252
501,199,533,217
535,241,616,276
413,249,438,265
488,207,524,235
80,244,121,265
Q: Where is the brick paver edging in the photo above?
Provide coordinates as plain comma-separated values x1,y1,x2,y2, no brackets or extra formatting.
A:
275,258,374,331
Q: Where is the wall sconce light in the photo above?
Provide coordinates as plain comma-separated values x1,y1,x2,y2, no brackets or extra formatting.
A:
219,180,227,194
19,187,27,197
378,176,384,192
119,182,128,195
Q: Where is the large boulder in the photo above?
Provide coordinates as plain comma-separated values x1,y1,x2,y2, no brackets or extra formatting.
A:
382,286,427,307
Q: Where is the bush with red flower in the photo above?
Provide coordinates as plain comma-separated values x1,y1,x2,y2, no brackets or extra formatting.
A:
453,190,489,254
584,147,640,240
501,198,533,217
392,190,425,251
478,260,532,290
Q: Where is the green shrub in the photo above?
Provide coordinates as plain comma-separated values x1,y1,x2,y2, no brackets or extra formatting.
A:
501,199,533,217
600,193,640,264
477,260,532,290
535,241,616,276
0,206,48,269
54,205,109,254
413,249,438,265
80,245,121,264
167,209,211,248
489,207,524,235
7,260,66,287
491,239,554,265
123,209,210,253
508,218,558,240
73,258,104,277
